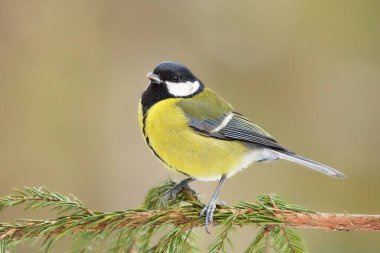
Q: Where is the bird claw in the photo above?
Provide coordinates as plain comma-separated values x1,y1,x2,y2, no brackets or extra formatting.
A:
200,200,217,234
164,180,196,201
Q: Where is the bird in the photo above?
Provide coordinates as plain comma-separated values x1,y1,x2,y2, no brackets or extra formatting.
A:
138,61,345,233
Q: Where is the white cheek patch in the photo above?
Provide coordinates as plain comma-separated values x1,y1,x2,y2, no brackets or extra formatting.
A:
166,81,200,97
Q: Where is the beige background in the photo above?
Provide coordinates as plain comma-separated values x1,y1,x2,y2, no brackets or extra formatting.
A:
1,1,380,252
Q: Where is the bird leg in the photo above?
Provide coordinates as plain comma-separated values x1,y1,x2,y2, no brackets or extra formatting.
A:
200,175,227,234
165,177,196,200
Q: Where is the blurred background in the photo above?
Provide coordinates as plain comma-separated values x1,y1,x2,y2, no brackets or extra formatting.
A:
1,1,379,252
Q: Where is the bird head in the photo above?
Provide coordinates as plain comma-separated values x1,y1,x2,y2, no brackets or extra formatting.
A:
146,61,203,97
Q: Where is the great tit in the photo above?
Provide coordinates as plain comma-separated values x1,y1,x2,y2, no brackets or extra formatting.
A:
139,61,345,233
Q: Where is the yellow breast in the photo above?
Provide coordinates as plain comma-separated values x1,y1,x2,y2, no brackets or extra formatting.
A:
142,99,250,181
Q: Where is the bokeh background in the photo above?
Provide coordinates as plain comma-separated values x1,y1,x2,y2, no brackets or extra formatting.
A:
1,1,380,252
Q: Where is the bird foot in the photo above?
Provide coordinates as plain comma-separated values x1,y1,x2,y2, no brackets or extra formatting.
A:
164,180,196,201
200,199,218,234
200,200,226,233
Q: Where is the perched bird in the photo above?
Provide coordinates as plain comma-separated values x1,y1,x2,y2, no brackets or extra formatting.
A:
139,61,345,233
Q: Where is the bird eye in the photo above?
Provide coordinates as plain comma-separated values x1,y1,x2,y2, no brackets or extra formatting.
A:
173,76,179,82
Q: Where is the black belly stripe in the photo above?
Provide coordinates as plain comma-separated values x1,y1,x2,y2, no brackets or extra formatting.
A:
142,114,148,136
144,130,192,176
142,108,172,168
146,137,191,177
145,136,172,168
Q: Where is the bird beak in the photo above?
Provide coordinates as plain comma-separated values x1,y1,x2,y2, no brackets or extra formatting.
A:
147,72,163,84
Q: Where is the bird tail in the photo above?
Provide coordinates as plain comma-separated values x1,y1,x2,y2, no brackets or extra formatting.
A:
272,150,345,178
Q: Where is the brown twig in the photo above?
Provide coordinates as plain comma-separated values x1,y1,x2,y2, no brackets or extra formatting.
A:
1,207,380,242
281,211,380,231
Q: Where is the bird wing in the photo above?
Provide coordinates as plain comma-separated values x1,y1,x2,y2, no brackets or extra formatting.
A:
191,112,291,152
177,89,292,152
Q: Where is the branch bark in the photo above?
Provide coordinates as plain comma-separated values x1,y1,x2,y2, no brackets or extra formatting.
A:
280,212,380,231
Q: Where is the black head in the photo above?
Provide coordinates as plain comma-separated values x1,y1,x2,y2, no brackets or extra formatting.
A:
152,61,198,83
141,61,204,115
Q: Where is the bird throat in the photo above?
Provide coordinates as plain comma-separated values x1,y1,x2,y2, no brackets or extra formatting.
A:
141,82,172,117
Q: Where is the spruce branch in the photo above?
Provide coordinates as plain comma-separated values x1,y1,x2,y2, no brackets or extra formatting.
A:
0,186,94,215
0,182,379,252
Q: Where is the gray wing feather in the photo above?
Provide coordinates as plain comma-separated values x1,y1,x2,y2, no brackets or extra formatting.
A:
187,112,291,152
273,150,346,178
